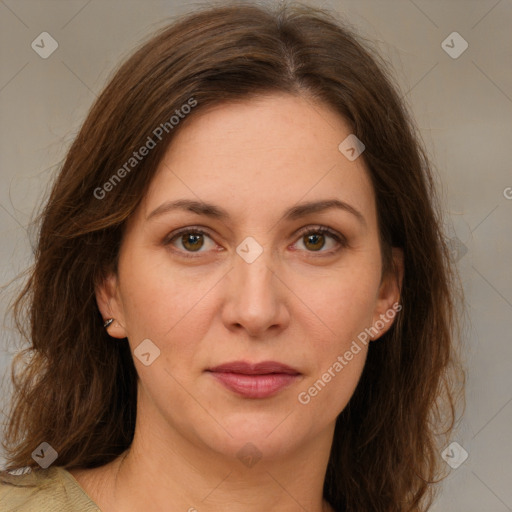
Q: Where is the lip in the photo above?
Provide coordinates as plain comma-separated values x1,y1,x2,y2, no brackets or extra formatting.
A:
206,360,301,399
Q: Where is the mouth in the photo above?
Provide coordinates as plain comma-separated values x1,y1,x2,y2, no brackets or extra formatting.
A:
206,360,301,399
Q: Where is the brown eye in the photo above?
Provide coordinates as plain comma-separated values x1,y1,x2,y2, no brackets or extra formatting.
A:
293,226,346,254
164,227,216,256
303,232,326,251
181,232,205,252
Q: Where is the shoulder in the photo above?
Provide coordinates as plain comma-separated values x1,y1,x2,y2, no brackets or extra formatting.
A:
0,465,101,512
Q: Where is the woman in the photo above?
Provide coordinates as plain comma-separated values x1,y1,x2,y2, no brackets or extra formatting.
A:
0,2,464,511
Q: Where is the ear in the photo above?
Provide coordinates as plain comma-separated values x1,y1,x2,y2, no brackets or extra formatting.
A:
370,247,404,341
95,272,128,339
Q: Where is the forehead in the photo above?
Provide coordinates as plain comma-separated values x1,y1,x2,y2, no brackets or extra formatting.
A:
141,93,376,225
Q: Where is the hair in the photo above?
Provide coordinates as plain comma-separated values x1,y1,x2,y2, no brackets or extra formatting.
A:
1,2,465,511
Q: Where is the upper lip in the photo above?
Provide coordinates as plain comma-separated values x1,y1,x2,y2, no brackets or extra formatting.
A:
207,360,300,375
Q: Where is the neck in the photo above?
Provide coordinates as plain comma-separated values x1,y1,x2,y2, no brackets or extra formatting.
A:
101,418,336,512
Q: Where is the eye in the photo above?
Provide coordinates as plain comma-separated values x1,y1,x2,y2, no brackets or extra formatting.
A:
163,227,217,256
292,226,347,254
163,225,347,258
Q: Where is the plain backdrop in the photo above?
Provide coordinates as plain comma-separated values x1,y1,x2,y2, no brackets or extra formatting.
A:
0,1,511,510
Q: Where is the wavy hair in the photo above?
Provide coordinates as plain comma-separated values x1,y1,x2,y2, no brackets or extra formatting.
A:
1,2,465,511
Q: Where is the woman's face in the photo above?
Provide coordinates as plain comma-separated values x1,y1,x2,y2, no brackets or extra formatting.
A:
99,93,401,462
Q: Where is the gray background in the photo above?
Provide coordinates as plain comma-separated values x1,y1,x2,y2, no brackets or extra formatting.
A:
0,0,511,510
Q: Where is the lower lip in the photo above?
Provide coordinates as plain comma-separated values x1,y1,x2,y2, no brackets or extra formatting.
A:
208,371,299,398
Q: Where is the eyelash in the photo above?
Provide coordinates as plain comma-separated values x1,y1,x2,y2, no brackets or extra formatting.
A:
163,225,348,259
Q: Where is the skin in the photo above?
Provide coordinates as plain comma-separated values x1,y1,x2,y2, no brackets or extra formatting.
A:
70,93,403,512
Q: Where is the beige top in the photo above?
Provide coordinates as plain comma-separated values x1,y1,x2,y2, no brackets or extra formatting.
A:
0,465,101,512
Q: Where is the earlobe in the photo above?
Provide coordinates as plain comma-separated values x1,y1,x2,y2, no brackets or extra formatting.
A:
95,273,128,339
371,247,404,341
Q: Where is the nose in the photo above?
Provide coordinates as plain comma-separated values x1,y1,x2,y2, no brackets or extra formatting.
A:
221,249,290,338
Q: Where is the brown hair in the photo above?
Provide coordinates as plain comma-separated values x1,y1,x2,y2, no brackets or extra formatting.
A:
1,2,465,510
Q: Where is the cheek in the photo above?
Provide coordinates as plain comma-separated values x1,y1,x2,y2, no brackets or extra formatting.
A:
299,260,382,344
117,250,224,373
295,272,374,415
292,254,380,411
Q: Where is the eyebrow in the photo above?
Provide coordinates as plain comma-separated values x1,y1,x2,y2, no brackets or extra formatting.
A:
146,198,366,227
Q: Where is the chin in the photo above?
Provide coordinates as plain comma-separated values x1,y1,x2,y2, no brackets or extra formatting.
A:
197,412,309,461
